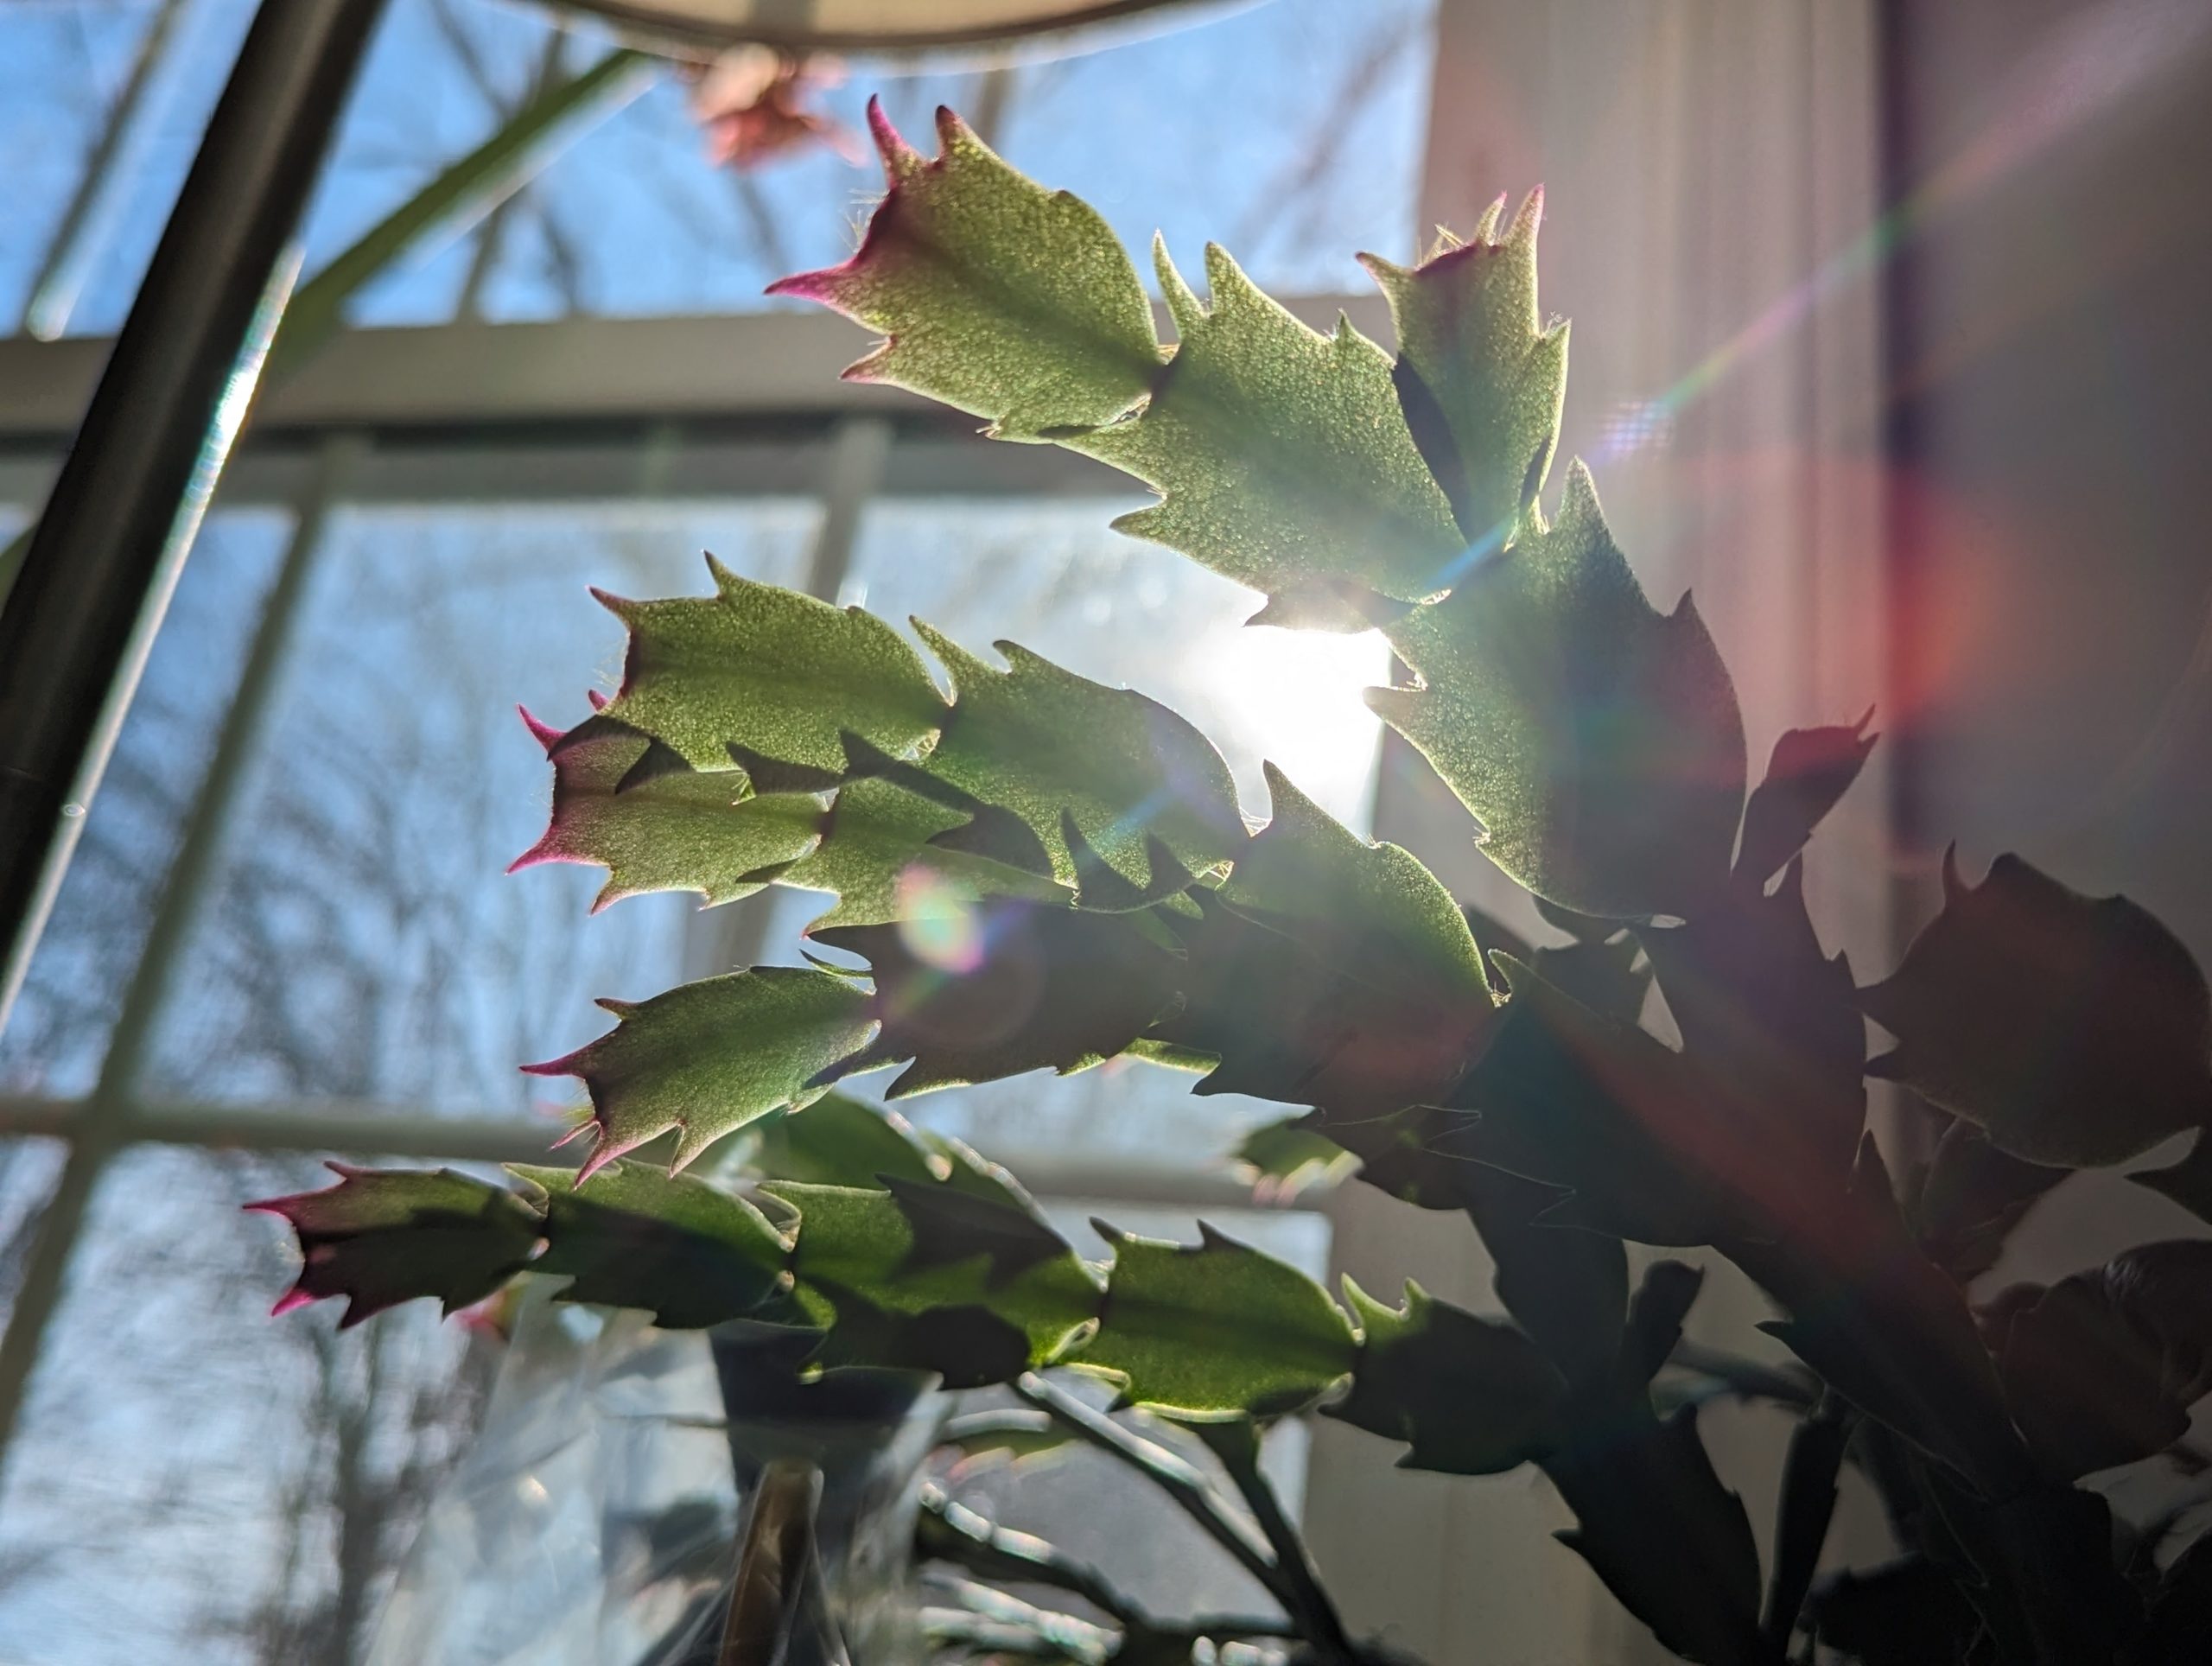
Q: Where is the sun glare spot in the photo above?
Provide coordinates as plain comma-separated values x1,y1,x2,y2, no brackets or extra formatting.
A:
1192,620,1392,830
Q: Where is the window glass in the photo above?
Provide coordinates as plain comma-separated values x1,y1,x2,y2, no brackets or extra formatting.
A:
0,507,296,1098
0,0,1434,336
0,1145,494,1666
137,497,817,1116
939,1205,1328,1625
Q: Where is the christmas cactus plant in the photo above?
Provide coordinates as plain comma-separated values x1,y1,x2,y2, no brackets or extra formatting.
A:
257,103,2212,1665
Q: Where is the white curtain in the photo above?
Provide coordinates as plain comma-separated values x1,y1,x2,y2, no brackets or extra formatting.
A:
1311,3,1890,1658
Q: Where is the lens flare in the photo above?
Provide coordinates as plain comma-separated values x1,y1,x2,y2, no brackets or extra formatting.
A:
893,864,985,974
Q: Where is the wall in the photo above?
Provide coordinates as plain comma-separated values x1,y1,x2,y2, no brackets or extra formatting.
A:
1308,3,1889,1661
1885,0,2212,1287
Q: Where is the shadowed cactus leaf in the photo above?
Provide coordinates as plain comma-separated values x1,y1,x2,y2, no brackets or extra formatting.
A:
1153,764,1498,1114
1326,1278,1567,1475
1982,1238,2212,1479
1640,859,1866,1196
813,900,1182,1097
248,1165,542,1328
1733,714,1878,886
1861,851,2212,1166
509,1159,789,1328
1371,463,1745,921
764,1180,1101,1369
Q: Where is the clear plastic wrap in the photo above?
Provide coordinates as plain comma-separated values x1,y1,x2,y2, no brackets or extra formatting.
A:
369,1286,939,1665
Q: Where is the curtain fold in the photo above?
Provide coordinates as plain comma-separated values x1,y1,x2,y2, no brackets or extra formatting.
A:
1318,5,1888,1658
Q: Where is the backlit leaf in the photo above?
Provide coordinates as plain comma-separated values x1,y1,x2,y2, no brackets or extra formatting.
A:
1153,766,1497,1113
1067,241,1462,627
1232,1116,1359,1201
739,1093,944,1188
511,709,824,910
766,101,1159,440
1372,462,1745,919
772,772,1068,931
524,966,878,1176
1072,1220,1357,1419
598,557,944,775
1860,850,2212,1166
764,1180,1100,1369
912,626,1245,907
1360,190,1568,554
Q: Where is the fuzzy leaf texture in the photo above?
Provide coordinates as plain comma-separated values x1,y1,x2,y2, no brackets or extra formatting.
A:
1360,190,1568,554
1151,764,1497,1112
577,565,1245,914
911,625,1245,905
1071,1220,1358,1419
1067,239,1464,627
511,709,823,909
768,772,1069,929
766,101,1159,440
597,558,944,776
509,1159,789,1328
525,966,876,1175
1860,850,2212,1165
1372,463,1746,920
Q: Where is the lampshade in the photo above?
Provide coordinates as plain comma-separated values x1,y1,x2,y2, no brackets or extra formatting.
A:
558,0,1237,54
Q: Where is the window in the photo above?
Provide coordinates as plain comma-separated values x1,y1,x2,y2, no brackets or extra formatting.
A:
0,4,1436,1651
0,2,1888,1660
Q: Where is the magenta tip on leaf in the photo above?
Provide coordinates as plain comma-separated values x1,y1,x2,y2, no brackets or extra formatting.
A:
270,1288,317,1319
518,705,563,751
1511,184,1546,239
588,689,610,712
575,1130,633,1184
504,842,553,878
865,95,920,179
549,1117,596,1151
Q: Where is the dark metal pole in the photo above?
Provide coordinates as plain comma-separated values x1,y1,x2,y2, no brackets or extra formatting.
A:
0,0,391,1030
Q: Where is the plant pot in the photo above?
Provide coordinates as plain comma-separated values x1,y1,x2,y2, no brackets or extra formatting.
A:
368,1284,941,1665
